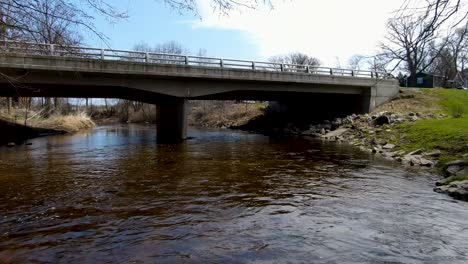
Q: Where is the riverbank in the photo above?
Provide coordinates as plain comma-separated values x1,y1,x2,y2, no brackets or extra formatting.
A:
188,101,267,128
292,88,468,201
0,110,95,146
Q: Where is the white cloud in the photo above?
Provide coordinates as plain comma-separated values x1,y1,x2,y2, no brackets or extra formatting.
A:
193,0,405,67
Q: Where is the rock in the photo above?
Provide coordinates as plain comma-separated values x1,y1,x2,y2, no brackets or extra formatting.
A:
434,180,468,201
320,128,326,135
445,160,468,176
393,150,406,157
373,145,384,154
332,118,343,126
408,148,425,156
458,167,468,175
447,165,462,176
409,155,422,166
382,143,396,149
446,160,468,167
6,142,15,147
322,128,349,138
425,150,442,158
419,158,434,167
401,153,434,167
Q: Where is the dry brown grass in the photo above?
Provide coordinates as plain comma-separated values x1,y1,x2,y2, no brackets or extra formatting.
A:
373,88,443,114
36,112,95,132
188,101,267,128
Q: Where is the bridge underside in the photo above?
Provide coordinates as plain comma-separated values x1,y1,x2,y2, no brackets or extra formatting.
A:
0,83,370,143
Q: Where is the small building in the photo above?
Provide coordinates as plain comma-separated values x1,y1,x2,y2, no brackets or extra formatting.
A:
407,72,446,88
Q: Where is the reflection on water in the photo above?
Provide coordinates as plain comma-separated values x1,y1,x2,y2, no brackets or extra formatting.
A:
0,124,467,263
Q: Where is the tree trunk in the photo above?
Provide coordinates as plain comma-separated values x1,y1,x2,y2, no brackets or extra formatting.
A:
44,98,51,118
7,97,12,114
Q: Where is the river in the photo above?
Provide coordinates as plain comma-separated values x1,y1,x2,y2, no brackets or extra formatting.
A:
1,125,467,263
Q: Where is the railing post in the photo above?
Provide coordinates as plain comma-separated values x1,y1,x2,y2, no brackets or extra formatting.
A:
351,70,354,77
100,49,105,60
185,56,189,65
280,64,284,71
145,52,149,62
252,61,256,70
371,72,374,78
49,44,55,55
330,68,333,75
306,66,310,73
375,72,379,78
220,59,224,68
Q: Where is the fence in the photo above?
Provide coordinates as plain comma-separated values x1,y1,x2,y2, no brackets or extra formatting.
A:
0,40,391,79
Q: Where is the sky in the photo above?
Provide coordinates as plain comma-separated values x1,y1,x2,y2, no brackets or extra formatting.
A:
88,0,406,67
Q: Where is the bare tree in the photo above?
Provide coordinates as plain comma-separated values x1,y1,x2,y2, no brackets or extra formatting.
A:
134,41,190,54
381,0,467,85
162,0,274,15
269,52,321,66
448,24,468,72
348,55,366,71
0,0,126,42
381,15,445,85
396,0,467,31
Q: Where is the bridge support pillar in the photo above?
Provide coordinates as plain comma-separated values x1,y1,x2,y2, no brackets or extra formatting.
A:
156,98,188,143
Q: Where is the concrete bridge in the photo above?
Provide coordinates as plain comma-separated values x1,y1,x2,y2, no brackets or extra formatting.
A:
0,41,399,142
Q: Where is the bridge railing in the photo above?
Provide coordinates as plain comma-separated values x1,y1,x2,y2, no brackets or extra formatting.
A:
0,40,392,79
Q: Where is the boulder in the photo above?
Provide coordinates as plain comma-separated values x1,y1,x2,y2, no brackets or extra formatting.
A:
445,160,468,176
383,143,396,149
6,142,15,147
446,165,462,176
434,180,468,201
419,158,434,167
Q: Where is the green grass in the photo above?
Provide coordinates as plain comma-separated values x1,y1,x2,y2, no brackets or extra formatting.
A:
392,89,468,165
425,89,468,117
441,175,468,185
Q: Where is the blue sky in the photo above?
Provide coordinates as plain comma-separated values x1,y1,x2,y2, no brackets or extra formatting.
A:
87,0,259,60
85,0,408,67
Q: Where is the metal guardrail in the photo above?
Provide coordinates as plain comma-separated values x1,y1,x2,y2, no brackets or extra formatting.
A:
0,40,391,79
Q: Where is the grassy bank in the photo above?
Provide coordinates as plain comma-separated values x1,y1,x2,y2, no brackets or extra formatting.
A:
382,89,468,167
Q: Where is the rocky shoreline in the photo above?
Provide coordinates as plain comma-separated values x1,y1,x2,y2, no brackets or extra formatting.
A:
281,111,468,201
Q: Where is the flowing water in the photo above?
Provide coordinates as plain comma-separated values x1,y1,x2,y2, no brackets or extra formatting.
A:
0,125,467,263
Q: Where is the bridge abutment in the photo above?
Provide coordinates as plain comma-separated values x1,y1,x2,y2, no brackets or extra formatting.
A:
156,98,188,143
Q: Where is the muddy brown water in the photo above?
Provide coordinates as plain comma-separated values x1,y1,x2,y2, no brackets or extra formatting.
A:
1,125,467,263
